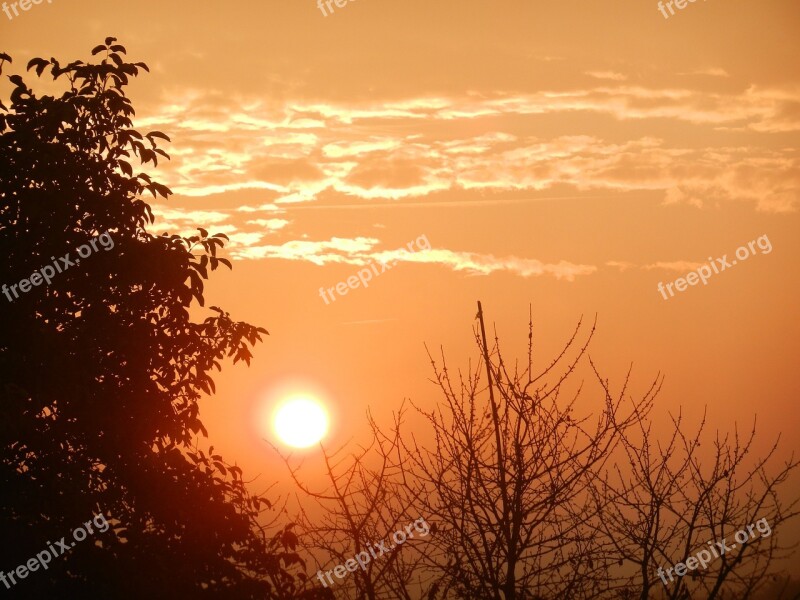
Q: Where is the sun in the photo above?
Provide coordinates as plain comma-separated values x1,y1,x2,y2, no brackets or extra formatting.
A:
272,395,329,448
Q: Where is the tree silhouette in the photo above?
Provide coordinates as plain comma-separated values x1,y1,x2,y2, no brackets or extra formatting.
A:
0,41,329,599
284,303,800,599
402,305,657,599
591,407,800,599
273,407,432,599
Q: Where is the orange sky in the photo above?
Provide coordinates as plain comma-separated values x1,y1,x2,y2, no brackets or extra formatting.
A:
3,0,799,552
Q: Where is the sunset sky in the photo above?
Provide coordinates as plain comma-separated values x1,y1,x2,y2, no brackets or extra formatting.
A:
3,0,799,550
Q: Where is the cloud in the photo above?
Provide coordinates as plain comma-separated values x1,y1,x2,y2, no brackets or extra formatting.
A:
586,71,627,81
401,248,597,280
228,236,596,281
681,68,730,78
641,261,706,272
245,218,291,231
231,237,379,263
606,261,635,272
134,85,800,214
663,186,704,209
148,204,232,236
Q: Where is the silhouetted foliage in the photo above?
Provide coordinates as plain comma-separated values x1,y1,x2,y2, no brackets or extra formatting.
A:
0,41,329,599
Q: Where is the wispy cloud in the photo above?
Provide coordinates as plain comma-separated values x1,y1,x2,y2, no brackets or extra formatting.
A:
136,85,800,214
681,68,730,78
641,261,706,272
228,237,596,281
586,71,627,81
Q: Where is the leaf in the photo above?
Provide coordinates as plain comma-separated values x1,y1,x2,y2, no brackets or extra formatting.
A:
281,529,299,550
151,182,172,198
197,255,208,278
26,58,49,76
91,45,106,56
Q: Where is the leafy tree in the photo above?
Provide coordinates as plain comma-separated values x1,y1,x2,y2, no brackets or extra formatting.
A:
0,41,328,598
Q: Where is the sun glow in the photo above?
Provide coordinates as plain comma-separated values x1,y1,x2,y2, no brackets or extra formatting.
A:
272,396,329,448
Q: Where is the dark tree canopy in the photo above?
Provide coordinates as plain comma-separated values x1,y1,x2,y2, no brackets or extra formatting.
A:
0,40,326,599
